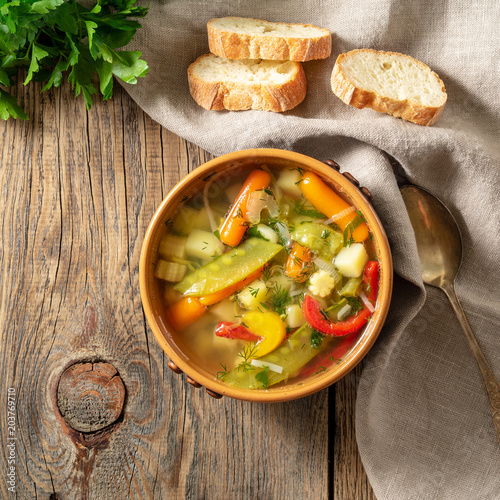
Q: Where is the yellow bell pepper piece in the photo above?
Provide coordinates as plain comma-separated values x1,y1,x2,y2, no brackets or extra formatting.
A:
242,311,286,358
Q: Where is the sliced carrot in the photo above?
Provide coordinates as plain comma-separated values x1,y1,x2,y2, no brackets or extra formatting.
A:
285,242,312,282
300,171,369,242
199,266,264,305
166,296,207,331
219,169,271,247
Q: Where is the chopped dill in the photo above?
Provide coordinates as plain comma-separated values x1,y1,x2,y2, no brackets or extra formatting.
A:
310,330,324,349
261,265,272,282
346,296,363,314
291,166,305,176
294,199,325,219
237,343,259,372
249,286,260,298
314,366,327,375
216,363,228,379
270,284,290,316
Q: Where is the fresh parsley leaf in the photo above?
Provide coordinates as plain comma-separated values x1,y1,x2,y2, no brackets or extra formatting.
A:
0,0,149,119
255,366,270,389
0,88,28,120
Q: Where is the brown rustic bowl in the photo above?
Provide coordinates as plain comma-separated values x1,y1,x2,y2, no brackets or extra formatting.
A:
139,149,392,402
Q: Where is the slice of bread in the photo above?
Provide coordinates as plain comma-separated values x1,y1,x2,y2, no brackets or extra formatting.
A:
207,17,331,62
331,49,447,126
188,54,307,112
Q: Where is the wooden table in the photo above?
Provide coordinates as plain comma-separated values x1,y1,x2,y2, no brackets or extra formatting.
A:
0,78,376,499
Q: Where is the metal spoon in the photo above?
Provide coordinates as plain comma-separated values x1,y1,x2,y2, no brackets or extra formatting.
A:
401,185,500,446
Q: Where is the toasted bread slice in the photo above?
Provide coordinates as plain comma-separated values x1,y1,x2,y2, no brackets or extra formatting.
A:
188,54,307,112
207,17,331,62
331,49,447,126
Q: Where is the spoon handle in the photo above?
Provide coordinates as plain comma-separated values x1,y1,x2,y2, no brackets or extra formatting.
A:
442,282,500,446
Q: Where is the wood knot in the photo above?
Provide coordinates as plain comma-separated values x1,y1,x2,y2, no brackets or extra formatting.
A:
57,362,125,434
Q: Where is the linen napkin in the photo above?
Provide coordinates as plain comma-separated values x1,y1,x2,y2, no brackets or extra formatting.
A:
122,1,500,498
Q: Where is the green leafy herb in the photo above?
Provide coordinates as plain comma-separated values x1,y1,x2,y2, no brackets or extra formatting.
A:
237,343,259,372
346,296,363,314
247,225,269,241
294,199,325,219
255,366,270,389
314,365,327,375
310,330,324,349
0,0,149,119
270,284,289,316
261,265,272,283
216,363,228,380
249,286,260,298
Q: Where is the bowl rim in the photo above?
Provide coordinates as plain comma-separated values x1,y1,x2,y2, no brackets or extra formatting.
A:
139,148,393,402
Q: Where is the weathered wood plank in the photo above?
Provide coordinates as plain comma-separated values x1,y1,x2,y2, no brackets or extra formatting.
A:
334,365,377,500
0,79,344,499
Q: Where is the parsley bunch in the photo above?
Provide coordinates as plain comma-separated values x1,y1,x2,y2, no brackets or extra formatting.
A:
0,0,149,119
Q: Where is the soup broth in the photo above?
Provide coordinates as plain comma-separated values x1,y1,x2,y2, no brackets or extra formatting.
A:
155,163,379,390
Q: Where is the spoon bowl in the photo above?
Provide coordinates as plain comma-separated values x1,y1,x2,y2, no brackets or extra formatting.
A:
401,186,462,287
401,185,500,446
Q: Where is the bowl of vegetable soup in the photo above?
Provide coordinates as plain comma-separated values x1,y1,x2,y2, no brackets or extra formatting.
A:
139,149,392,402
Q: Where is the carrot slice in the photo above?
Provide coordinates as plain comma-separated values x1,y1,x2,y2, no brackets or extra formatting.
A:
166,296,207,331
300,171,369,242
285,242,312,282
219,169,271,247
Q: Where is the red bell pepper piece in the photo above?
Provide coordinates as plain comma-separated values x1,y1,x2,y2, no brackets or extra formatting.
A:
302,261,379,337
215,321,261,342
363,260,379,302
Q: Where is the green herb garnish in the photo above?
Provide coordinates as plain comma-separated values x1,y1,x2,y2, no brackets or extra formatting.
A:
255,366,270,389
294,199,325,219
236,343,259,372
216,364,228,380
310,330,324,349
345,296,363,314
0,0,149,119
314,366,327,375
270,284,289,316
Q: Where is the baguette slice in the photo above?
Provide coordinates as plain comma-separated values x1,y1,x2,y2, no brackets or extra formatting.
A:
188,54,307,112
207,17,331,62
331,49,447,126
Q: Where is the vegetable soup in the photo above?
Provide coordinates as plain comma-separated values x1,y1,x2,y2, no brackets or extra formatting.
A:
155,164,379,390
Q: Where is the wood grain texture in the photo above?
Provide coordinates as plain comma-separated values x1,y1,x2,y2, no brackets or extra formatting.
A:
0,76,375,499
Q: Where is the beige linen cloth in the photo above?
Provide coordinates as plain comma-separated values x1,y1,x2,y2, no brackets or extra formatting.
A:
123,1,500,498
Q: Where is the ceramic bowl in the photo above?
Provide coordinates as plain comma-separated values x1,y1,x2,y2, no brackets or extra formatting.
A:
139,149,392,402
